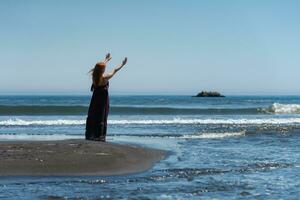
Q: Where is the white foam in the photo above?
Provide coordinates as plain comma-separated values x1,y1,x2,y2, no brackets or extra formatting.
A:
1,117,300,126
0,119,85,126
270,103,300,114
0,134,83,141
180,131,246,139
0,132,245,141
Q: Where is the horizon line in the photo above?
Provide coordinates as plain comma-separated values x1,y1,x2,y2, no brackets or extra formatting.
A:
0,92,300,96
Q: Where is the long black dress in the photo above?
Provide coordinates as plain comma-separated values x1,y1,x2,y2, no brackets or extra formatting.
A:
85,82,109,141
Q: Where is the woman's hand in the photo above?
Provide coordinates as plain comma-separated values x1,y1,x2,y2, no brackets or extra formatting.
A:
103,57,127,80
104,53,112,63
121,57,127,67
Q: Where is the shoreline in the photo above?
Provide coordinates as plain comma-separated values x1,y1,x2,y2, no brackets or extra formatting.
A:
0,139,166,176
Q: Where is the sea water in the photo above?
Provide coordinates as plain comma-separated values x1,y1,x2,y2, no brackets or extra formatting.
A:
0,95,299,199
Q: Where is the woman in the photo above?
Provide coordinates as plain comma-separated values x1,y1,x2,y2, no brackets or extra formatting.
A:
86,53,127,141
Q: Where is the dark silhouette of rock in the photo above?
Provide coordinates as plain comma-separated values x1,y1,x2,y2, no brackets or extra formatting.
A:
194,91,225,97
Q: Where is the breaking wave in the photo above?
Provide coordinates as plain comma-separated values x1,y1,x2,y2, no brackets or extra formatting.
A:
267,103,300,114
1,118,300,126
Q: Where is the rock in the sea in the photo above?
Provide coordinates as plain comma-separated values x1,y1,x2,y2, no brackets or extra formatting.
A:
194,91,225,97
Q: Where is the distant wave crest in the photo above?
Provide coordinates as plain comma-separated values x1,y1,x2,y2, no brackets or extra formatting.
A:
0,105,262,115
0,103,299,115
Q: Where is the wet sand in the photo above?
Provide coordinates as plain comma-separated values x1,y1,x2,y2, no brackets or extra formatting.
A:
0,140,166,176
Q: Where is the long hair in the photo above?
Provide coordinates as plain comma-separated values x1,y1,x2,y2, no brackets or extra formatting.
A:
89,62,106,91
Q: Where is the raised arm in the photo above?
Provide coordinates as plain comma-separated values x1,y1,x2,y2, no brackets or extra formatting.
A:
103,57,127,80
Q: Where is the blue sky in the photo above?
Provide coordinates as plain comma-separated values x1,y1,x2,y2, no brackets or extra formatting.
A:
0,0,299,95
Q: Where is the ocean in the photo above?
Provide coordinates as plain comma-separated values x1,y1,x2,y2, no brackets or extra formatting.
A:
0,95,300,199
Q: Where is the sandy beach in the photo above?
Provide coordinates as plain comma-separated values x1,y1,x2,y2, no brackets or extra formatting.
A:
0,139,166,176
